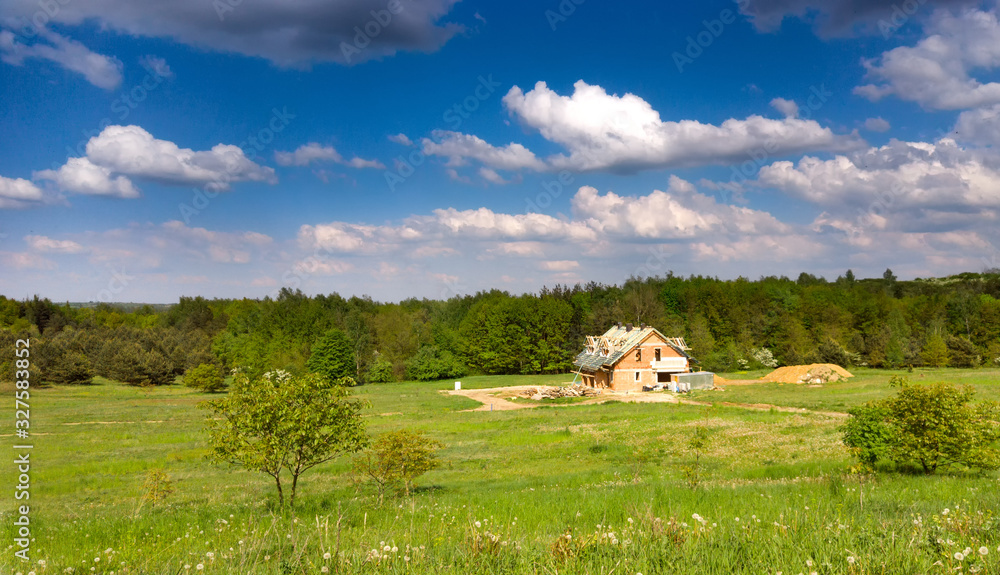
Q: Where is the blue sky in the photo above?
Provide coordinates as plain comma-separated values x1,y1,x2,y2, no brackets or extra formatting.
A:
2,0,1000,302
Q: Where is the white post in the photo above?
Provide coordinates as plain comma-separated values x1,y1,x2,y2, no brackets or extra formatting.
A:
454,381,461,390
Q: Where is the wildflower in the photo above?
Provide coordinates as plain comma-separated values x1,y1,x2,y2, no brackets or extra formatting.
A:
391,546,398,553
943,508,950,515
323,552,332,560
383,545,391,552
196,565,204,571
321,568,329,574
955,552,965,561
475,521,482,528
980,547,989,556
184,566,191,570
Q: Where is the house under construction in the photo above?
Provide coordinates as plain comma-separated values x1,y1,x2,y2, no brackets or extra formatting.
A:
573,323,710,392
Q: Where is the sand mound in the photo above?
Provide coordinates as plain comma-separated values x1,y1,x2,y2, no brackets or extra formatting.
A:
763,364,853,384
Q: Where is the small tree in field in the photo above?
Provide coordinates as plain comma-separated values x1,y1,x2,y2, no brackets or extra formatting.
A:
882,378,1000,474
184,363,225,392
842,376,1000,474
204,370,367,506
353,429,442,500
307,329,356,384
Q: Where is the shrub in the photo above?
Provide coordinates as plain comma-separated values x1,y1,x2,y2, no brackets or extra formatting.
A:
366,357,394,383
184,363,225,392
840,403,892,468
749,347,779,369
843,376,1000,474
405,346,467,381
882,378,1000,473
353,429,442,500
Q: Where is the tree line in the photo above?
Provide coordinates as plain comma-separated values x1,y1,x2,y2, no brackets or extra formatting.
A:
2,269,1000,385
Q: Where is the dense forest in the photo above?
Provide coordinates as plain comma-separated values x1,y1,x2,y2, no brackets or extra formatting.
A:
3,269,1000,386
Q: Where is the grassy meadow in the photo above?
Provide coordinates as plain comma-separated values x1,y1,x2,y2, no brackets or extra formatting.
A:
2,369,999,574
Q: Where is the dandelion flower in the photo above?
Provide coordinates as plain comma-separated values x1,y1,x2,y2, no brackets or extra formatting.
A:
847,557,855,564
475,521,481,528
321,568,329,573
979,547,989,556
955,552,965,561
323,552,331,560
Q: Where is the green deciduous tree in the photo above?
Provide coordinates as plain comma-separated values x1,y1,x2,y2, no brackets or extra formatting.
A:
204,370,367,506
882,378,1000,473
405,345,466,381
306,329,355,384
843,376,1000,474
184,363,225,392
922,334,950,367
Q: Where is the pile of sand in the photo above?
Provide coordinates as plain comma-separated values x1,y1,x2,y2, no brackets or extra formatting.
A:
763,364,853,384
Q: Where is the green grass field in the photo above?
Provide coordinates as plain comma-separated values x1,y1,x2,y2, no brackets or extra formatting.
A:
1,368,999,574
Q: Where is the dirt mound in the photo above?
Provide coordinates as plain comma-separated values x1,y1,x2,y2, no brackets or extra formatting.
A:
763,364,853,384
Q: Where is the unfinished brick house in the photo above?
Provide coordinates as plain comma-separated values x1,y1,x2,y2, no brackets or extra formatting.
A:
573,323,693,392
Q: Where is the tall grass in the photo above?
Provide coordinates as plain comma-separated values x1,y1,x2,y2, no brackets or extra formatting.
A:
1,369,998,573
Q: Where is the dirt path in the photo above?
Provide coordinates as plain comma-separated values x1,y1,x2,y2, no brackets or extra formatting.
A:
447,386,846,418
445,386,541,411
447,386,682,412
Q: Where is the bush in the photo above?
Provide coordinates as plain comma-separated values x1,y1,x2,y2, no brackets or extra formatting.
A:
840,403,892,468
184,363,225,392
405,346,466,381
367,357,394,383
748,347,779,369
842,376,1000,474
353,429,442,501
